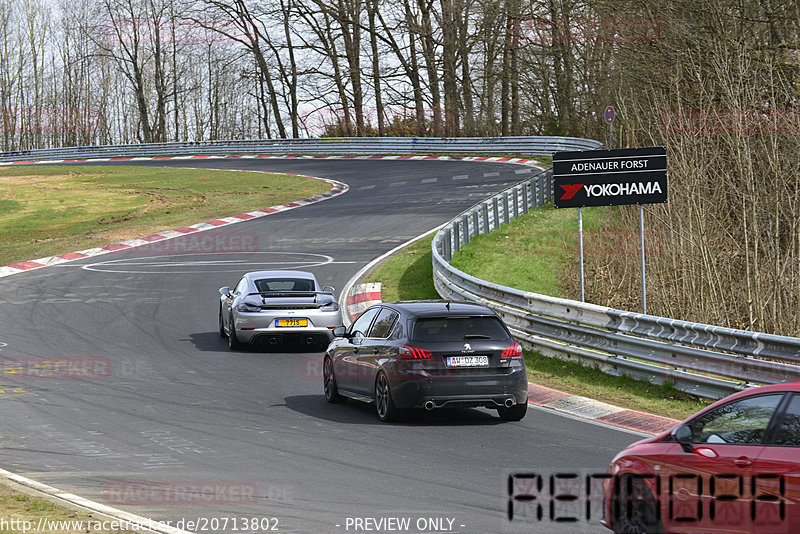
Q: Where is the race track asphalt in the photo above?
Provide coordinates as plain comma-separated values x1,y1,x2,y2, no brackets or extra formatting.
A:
0,159,640,533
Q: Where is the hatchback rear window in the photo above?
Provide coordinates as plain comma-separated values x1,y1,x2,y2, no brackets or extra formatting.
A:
412,316,509,342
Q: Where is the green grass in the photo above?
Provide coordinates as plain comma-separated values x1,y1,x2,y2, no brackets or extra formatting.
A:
524,354,708,420
451,204,608,297
0,165,328,265
364,210,712,420
365,235,440,302
0,480,135,533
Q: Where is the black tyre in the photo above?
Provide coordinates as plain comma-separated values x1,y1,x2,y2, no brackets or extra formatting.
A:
374,372,398,422
219,306,226,337
227,314,242,350
611,476,664,534
498,401,527,421
323,357,347,404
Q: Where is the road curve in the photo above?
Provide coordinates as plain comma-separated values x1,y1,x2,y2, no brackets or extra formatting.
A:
0,159,638,533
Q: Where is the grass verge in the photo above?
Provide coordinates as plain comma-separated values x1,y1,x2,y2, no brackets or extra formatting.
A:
364,217,711,420
451,204,608,297
524,355,708,420
0,165,329,266
365,235,439,302
0,479,135,533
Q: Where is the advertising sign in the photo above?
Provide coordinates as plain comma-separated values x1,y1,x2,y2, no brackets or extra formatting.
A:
553,147,667,208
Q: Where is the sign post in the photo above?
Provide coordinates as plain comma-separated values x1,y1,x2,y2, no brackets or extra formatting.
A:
639,204,647,313
605,106,615,149
553,147,667,312
578,206,585,301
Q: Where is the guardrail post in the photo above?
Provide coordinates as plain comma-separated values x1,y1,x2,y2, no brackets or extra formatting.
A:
503,192,510,224
538,175,545,205
461,214,470,244
444,228,452,261
472,210,480,236
522,183,529,213
546,171,553,202
492,197,500,229
482,203,489,234
453,223,461,252
513,188,519,218
527,179,536,208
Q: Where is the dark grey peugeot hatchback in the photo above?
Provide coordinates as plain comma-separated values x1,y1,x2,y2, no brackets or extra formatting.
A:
323,301,528,422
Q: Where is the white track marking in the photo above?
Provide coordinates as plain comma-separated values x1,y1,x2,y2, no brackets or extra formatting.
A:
81,252,336,274
0,468,192,534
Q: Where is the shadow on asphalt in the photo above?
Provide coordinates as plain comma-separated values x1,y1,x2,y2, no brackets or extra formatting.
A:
186,332,328,353
284,394,505,426
186,332,227,351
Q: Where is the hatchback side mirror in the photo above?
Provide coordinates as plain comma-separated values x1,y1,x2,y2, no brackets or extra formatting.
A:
673,424,694,453
322,285,335,294
219,287,231,297
333,326,349,338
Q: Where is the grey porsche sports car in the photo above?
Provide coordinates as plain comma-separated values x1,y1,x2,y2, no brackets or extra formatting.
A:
218,270,343,350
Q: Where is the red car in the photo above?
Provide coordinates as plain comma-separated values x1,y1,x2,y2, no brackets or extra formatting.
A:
602,383,800,534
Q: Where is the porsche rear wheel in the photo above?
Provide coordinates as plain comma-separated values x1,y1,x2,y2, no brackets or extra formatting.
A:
227,314,242,350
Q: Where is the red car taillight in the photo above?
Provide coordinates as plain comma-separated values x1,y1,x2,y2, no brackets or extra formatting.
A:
501,342,523,359
399,345,432,359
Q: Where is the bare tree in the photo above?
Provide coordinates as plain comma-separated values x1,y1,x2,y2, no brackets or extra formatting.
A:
195,0,287,137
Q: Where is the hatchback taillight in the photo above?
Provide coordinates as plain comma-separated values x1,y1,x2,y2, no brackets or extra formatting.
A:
501,342,523,359
399,345,432,359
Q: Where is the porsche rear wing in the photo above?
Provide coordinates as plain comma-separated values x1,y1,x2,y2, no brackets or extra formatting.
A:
247,291,333,298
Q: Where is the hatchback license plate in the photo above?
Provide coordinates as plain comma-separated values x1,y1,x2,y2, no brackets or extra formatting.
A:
446,355,489,367
276,318,308,327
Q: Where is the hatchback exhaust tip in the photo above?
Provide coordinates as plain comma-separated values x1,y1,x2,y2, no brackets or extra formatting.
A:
424,400,436,411
504,398,515,408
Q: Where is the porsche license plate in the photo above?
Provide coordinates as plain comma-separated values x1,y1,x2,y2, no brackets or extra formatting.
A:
445,355,489,368
276,318,308,327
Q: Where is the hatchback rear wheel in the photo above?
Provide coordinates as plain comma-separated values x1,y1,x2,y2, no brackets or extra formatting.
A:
375,372,398,422
498,401,527,421
323,357,347,404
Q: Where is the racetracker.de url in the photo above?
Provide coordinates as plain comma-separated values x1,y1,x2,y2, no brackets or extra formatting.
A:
0,516,280,532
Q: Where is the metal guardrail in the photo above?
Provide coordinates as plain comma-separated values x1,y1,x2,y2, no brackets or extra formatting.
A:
0,136,603,162
431,168,800,399
11,134,796,399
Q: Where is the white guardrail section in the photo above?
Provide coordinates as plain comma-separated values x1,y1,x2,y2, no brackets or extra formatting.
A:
430,164,800,400
0,136,600,162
